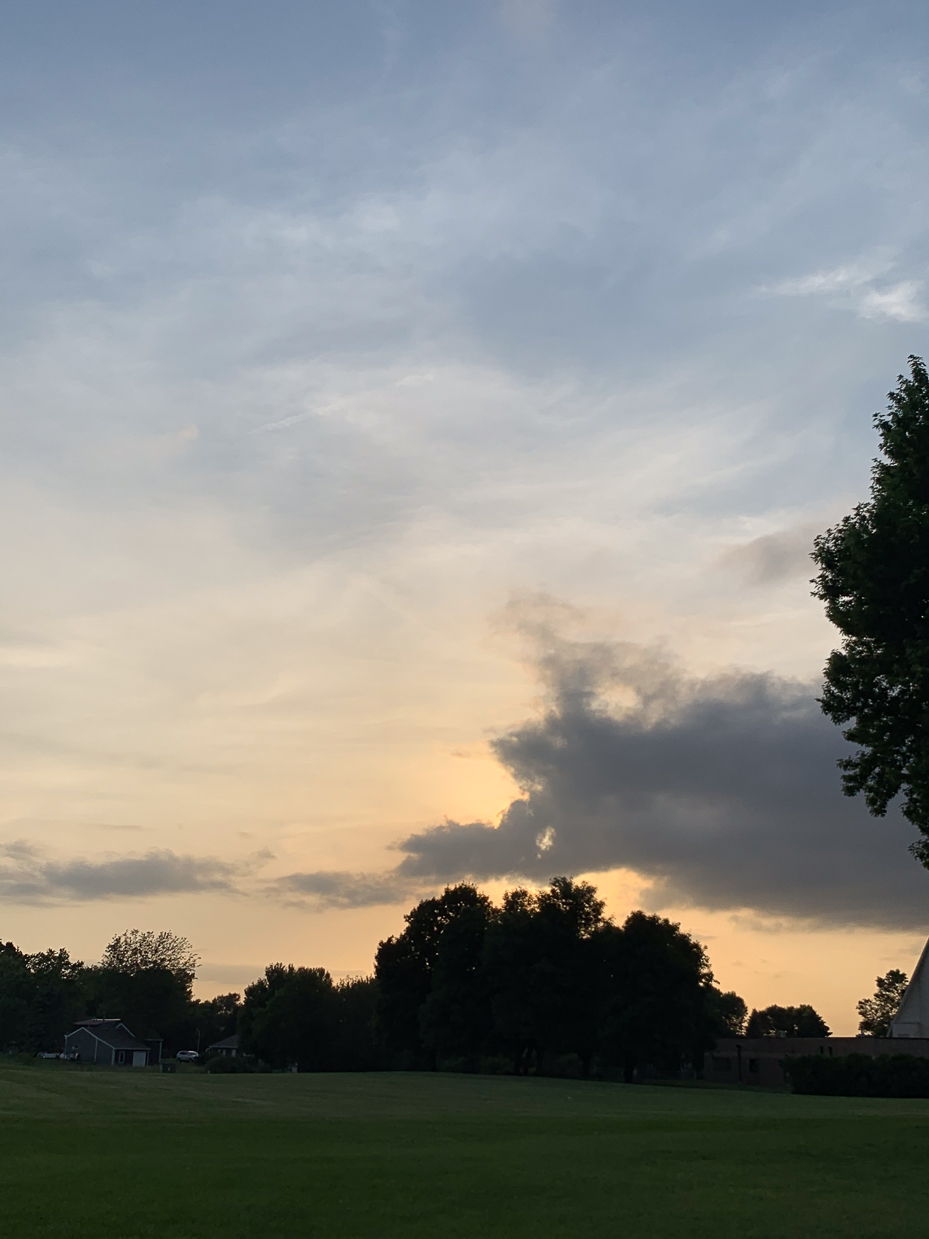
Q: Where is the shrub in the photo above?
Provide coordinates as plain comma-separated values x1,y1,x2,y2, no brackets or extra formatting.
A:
204,1055,256,1074
784,1053,929,1097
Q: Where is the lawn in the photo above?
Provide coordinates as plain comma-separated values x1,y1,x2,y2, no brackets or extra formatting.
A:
2,1062,928,1238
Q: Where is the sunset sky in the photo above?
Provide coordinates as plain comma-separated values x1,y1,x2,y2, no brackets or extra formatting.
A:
3,0,929,1033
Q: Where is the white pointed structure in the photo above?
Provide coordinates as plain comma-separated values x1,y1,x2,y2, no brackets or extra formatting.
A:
889,937,929,1038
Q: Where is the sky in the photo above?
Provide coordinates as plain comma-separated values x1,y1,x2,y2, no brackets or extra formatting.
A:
2,0,929,1033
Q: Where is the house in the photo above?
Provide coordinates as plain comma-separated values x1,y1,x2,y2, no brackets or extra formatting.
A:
206,1033,239,1058
704,1035,929,1087
889,937,929,1038
64,1019,159,1067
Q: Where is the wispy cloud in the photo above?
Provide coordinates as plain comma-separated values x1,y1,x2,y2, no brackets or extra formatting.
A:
766,261,928,322
715,523,820,585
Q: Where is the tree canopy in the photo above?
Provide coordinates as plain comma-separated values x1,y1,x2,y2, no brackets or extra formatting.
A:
856,968,909,1037
745,1004,830,1038
100,929,198,980
375,878,742,1078
812,356,929,864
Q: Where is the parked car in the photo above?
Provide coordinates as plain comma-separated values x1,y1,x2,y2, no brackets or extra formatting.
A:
175,1050,199,1062
36,1051,60,1060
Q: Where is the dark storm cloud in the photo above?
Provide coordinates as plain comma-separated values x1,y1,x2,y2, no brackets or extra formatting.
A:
389,636,929,930
0,844,248,903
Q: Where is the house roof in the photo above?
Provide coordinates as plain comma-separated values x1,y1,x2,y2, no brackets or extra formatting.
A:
206,1034,240,1051
67,1020,150,1052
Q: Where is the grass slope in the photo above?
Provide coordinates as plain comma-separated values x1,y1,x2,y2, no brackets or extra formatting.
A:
2,1062,928,1238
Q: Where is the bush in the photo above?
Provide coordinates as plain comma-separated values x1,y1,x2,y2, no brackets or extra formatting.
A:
784,1053,929,1097
204,1055,258,1074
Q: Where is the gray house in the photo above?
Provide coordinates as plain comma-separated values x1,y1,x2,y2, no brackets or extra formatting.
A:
64,1019,158,1067
206,1033,239,1058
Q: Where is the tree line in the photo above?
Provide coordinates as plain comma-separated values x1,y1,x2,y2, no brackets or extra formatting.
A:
3,877,868,1076
0,930,238,1059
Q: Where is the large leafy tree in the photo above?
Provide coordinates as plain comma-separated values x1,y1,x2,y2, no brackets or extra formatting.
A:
597,911,719,1081
100,929,198,980
374,883,492,1068
240,964,336,1070
91,929,199,1050
483,878,606,1075
812,356,929,862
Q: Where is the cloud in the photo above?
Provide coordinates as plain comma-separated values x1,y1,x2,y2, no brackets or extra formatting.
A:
0,844,261,904
767,261,928,323
857,282,927,324
270,868,424,910
306,619,929,930
6,622,927,932
396,628,929,928
715,523,819,584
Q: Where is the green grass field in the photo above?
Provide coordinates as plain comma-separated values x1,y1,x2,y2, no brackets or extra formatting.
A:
2,1062,929,1238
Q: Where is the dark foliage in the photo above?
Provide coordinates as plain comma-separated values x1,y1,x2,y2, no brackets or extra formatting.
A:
100,929,198,980
375,878,741,1078
331,977,380,1071
239,965,379,1071
785,1052,929,1097
0,941,87,1052
375,884,494,1069
597,911,721,1081
2,888,749,1077
0,929,228,1058
745,1004,830,1038
856,969,909,1037
204,1054,266,1073
83,929,201,1054
812,356,929,862
706,989,748,1037
193,991,242,1057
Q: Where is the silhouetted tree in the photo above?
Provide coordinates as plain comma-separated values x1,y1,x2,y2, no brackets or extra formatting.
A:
812,356,929,863
240,964,336,1070
706,989,748,1037
377,881,744,1080
483,878,605,1075
0,942,88,1052
419,899,495,1068
100,929,198,979
332,976,381,1071
745,1003,830,1038
375,884,491,1068
597,912,718,1081
90,929,198,1052
857,969,909,1037
193,991,241,1056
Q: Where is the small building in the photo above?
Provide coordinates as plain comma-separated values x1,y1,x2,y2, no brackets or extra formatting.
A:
206,1033,239,1058
64,1019,154,1067
889,938,929,1038
704,1035,929,1087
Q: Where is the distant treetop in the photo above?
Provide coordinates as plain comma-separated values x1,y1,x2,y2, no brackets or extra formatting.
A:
100,929,199,980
